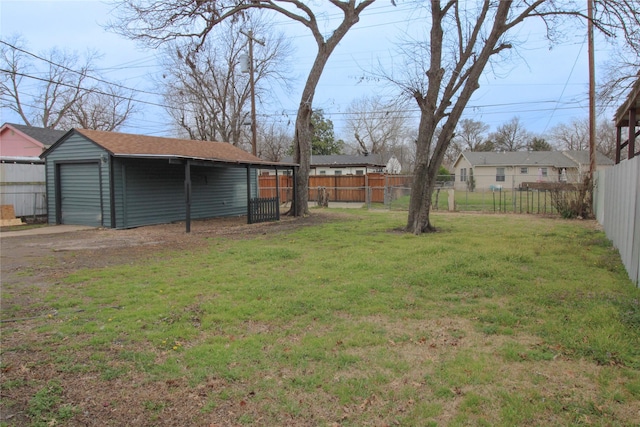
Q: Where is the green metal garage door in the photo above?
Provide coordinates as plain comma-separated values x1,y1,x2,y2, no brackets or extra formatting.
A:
59,162,102,226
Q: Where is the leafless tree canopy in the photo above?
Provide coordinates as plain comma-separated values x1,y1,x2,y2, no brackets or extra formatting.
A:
0,37,135,131
489,116,531,152
550,116,618,159
159,17,292,149
550,118,590,151
59,86,136,132
257,121,292,162
344,95,411,156
452,118,490,152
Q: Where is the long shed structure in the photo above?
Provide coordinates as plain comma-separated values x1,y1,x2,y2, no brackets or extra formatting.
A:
40,129,296,232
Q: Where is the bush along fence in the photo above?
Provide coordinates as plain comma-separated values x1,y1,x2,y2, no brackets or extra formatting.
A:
258,172,587,216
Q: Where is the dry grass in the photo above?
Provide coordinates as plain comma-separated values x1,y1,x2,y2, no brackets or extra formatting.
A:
1,210,639,426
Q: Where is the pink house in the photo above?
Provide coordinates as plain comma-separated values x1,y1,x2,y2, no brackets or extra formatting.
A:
1,123,66,218
0,123,66,157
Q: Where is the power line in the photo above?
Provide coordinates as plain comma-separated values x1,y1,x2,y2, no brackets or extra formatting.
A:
0,68,168,109
0,40,160,98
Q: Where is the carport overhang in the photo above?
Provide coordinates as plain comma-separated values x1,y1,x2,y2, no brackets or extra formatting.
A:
107,153,298,233
614,74,640,163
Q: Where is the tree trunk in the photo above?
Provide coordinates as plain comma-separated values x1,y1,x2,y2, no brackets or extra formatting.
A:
290,36,351,215
293,102,313,216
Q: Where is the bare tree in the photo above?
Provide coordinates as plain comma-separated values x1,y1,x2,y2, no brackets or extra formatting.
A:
452,118,490,152
596,1,640,110
489,116,531,152
160,17,292,149
1,37,135,131
108,0,377,216
385,1,637,234
596,118,617,160
549,118,589,151
59,86,136,131
550,116,617,159
257,121,292,162
344,94,410,156
1,38,91,128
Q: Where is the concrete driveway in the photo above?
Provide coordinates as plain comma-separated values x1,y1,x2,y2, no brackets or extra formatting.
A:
0,225,95,238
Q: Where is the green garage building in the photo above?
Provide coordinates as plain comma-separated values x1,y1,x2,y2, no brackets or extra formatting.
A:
41,129,295,231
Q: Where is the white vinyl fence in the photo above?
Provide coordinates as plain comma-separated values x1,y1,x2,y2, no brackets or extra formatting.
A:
0,160,47,219
595,156,640,286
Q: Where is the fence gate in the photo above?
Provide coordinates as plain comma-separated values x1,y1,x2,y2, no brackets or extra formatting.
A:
248,197,280,224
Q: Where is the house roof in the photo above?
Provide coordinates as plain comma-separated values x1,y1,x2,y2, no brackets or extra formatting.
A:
42,129,296,167
562,150,614,166
614,72,640,127
1,123,67,147
458,151,577,168
282,154,386,167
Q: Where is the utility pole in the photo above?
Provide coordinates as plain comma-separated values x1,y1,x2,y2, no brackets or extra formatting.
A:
241,29,265,157
588,0,596,211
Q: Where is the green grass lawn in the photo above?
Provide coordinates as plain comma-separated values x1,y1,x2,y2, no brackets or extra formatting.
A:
2,211,639,426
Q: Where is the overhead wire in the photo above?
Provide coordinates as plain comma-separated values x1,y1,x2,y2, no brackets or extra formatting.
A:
1,2,594,136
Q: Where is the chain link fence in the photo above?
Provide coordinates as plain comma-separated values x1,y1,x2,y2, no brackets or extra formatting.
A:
380,174,584,216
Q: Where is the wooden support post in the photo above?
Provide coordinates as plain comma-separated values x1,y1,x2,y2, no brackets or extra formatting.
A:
275,169,280,220
629,108,636,160
247,165,252,224
616,125,622,164
185,161,192,233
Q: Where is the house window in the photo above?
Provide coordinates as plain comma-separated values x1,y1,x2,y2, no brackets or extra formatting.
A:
334,170,342,175
356,170,364,175
520,167,528,174
460,168,467,182
319,170,326,175
541,167,548,177
496,167,505,182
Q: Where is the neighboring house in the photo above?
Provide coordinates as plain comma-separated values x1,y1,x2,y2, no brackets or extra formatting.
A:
41,129,295,230
452,151,614,191
386,155,402,174
0,123,66,217
0,122,66,157
280,154,387,176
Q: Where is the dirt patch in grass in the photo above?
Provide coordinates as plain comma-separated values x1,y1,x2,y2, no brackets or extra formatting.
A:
0,214,331,315
0,212,341,426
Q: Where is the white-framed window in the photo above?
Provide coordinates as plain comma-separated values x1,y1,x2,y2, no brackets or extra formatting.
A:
541,167,548,177
319,170,326,175
460,168,467,182
520,167,528,174
355,170,364,175
334,170,342,175
496,167,505,182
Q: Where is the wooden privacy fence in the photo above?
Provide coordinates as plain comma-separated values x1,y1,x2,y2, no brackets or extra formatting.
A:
258,173,413,204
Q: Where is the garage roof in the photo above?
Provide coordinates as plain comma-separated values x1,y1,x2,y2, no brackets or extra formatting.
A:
42,128,297,167
614,72,640,127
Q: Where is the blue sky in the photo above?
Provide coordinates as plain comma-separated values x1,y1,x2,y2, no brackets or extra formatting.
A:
0,0,612,140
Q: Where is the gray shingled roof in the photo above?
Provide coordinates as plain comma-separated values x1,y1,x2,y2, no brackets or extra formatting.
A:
282,154,386,167
562,150,614,166
462,151,583,168
6,123,66,147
